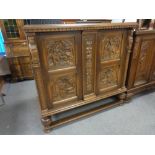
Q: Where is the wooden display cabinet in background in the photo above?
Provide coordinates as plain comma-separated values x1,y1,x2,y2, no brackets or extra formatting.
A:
0,19,112,81
0,76,4,92
0,19,33,81
126,30,155,99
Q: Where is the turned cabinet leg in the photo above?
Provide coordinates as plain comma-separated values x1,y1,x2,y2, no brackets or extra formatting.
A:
117,93,126,105
41,116,52,133
125,93,133,103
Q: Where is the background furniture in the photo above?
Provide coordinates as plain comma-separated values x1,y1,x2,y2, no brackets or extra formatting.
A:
0,76,5,105
126,30,155,99
0,56,10,105
0,29,5,55
0,19,33,81
0,56,10,75
24,22,137,132
0,19,112,81
6,41,33,81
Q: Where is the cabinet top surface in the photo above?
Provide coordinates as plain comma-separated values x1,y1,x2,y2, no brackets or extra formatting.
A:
24,22,138,33
136,29,155,35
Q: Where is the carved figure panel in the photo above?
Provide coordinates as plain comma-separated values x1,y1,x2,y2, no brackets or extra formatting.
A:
46,37,75,70
100,34,122,61
51,73,77,102
99,65,119,90
135,40,152,85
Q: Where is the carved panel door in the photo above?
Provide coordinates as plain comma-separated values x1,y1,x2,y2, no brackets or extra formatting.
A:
36,32,83,107
134,37,155,86
97,30,126,95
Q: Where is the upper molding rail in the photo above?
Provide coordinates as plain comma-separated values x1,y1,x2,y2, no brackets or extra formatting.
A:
24,22,138,33
136,29,155,35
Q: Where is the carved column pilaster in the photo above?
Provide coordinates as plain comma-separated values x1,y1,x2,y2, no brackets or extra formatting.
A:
123,30,134,87
117,92,126,104
127,35,141,88
26,33,40,67
26,33,48,112
128,31,134,54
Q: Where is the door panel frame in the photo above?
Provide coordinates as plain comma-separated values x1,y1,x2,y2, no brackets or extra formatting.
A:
96,30,127,95
36,31,83,108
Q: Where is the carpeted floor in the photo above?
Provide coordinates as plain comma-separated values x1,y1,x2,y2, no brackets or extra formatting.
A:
0,80,155,135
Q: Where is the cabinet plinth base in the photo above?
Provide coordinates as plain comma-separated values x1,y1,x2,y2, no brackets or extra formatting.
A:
41,95,125,133
126,82,155,102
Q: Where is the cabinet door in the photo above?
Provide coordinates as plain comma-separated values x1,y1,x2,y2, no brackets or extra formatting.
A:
134,38,154,86
97,30,126,94
36,32,83,107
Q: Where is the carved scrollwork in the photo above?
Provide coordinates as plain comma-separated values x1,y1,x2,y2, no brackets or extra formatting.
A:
47,39,75,69
139,41,149,64
52,75,76,102
135,40,151,83
27,35,39,67
133,38,140,59
83,36,94,94
101,36,121,61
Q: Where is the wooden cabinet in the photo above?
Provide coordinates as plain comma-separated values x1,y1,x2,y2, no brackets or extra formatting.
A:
24,23,137,132
7,56,33,80
0,19,33,81
126,30,155,99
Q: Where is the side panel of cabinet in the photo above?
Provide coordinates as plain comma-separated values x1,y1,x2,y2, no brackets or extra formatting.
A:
134,37,154,86
36,32,83,107
150,40,155,81
97,30,126,95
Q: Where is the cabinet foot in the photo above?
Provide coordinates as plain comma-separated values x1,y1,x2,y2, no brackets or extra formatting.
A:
125,93,133,103
44,128,52,133
117,93,126,105
41,116,52,133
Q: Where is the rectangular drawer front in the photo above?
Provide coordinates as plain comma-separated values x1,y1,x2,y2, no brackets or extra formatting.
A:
19,56,31,64
6,42,30,57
